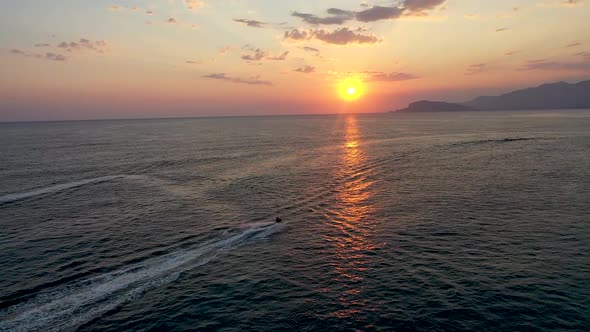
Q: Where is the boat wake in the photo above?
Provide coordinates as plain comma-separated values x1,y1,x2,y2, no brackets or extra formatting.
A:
0,176,127,204
0,222,282,332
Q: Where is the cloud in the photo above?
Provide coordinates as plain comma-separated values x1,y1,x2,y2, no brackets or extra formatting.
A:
186,60,202,64
538,0,584,7
57,39,109,53
566,42,581,47
163,17,199,29
11,37,109,64
505,50,519,56
292,10,354,25
202,73,272,85
465,63,488,75
185,0,204,11
294,65,315,73
519,58,590,70
241,49,266,61
496,27,509,32
284,27,380,45
291,1,446,25
11,38,109,62
218,46,232,55
9,49,67,62
301,46,320,52
365,71,419,81
561,0,582,6
403,0,447,12
284,29,310,41
108,5,155,16
312,27,380,45
356,5,404,22
574,51,590,60
233,19,267,28
241,48,289,61
267,51,289,60
109,5,138,12
45,52,67,61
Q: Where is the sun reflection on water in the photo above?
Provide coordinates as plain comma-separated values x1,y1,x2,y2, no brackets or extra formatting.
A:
324,116,377,320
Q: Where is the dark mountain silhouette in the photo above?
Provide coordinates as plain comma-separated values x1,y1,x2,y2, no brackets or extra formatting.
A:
395,79,590,112
396,101,475,112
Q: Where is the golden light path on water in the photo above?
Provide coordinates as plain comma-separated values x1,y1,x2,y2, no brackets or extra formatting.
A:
325,116,378,320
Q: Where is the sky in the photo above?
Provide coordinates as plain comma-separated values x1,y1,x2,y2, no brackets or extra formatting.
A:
1,0,589,121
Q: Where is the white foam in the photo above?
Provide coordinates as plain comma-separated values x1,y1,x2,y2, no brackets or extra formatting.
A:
0,176,126,204
0,222,280,332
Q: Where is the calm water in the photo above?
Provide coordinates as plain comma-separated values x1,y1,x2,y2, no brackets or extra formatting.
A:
0,111,589,331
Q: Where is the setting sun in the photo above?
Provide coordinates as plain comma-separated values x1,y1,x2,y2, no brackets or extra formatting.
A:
338,77,365,102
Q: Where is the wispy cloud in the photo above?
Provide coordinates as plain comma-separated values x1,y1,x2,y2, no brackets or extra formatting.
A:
356,5,405,22
241,47,289,61
233,19,267,28
218,46,232,56
403,0,447,12
465,63,488,75
519,58,590,70
292,10,354,25
364,71,419,82
294,65,316,73
162,17,199,29
301,46,320,53
185,0,204,11
45,53,67,61
290,0,446,25
284,27,380,45
537,0,584,7
9,37,109,62
108,4,152,14
56,39,109,53
9,49,67,62
202,73,272,85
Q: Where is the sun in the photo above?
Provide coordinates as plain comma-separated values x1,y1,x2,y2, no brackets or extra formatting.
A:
338,77,365,102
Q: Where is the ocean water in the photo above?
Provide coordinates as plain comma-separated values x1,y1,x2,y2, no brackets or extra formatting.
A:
0,111,589,331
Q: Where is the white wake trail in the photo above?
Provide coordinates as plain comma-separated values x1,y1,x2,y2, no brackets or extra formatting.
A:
0,176,126,204
0,222,281,332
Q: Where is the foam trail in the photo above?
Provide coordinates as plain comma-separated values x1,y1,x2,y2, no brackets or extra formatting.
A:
0,176,126,204
0,222,281,332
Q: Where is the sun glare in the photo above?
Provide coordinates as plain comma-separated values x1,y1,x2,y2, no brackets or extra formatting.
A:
338,77,365,102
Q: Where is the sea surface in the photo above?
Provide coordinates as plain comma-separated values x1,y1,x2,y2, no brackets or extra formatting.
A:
0,111,589,331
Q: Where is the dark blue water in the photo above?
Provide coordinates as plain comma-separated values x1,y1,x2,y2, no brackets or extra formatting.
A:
1,111,589,331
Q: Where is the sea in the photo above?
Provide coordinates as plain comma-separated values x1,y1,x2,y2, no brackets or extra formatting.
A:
0,111,589,331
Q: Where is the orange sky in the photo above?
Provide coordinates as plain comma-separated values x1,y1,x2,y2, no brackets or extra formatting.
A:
1,0,589,120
